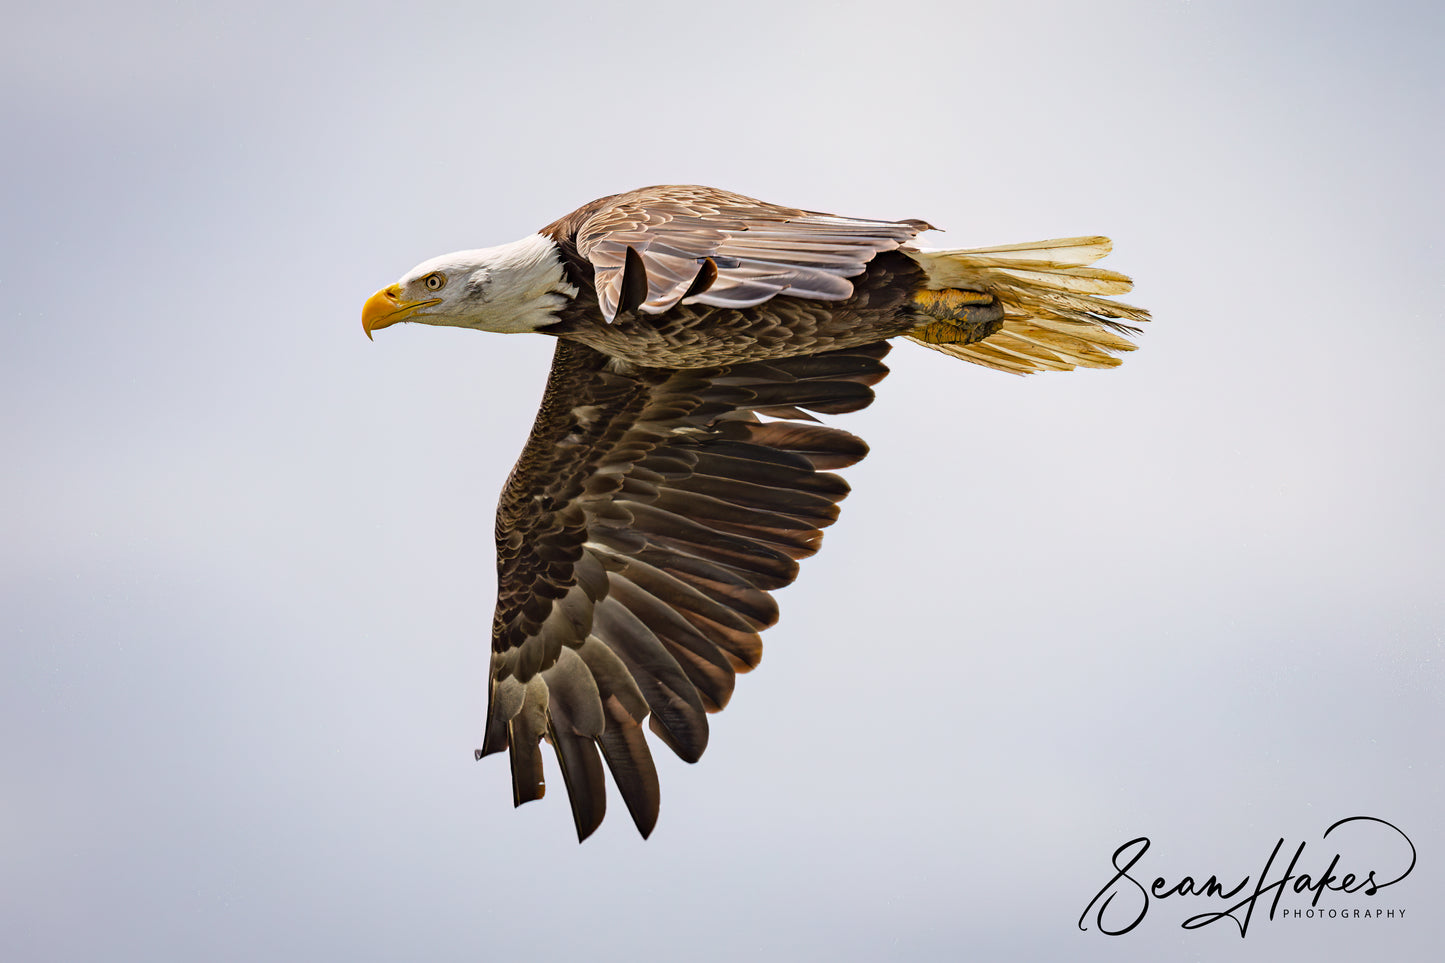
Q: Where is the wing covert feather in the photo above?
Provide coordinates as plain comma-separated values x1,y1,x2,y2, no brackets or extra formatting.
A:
572,185,931,321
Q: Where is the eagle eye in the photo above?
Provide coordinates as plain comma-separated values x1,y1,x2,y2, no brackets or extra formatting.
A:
422,272,446,292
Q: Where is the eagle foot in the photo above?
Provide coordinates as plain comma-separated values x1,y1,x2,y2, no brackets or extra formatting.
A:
910,288,1005,344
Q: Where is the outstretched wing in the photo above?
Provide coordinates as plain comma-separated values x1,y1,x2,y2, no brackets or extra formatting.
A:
572,185,932,322
477,338,890,840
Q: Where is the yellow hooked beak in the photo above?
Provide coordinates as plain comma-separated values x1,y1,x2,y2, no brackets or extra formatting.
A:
361,284,441,340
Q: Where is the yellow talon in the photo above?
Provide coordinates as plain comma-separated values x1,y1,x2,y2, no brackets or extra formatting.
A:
914,288,995,314
907,321,957,344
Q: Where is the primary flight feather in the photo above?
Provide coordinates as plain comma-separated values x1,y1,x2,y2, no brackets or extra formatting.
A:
362,185,1149,840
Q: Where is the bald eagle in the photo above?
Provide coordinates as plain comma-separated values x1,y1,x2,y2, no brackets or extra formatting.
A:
363,185,1148,840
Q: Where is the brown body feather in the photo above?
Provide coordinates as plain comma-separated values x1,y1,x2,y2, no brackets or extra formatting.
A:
544,250,928,368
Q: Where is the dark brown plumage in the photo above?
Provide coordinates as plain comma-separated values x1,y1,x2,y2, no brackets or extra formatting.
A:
479,338,889,839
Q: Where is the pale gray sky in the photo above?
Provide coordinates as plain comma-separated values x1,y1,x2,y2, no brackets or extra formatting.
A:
3,1,1442,960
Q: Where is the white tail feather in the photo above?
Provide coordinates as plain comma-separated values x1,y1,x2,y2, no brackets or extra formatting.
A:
903,236,1149,375
925,235,1116,265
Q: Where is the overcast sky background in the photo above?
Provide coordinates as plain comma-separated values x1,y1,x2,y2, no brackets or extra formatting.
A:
3,1,1441,960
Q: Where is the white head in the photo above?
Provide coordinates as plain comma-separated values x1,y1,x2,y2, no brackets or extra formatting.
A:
362,234,579,339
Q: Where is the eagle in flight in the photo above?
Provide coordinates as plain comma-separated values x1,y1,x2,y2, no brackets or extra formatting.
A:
362,185,1148,840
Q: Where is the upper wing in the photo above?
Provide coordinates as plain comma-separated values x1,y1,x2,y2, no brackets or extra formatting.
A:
573,185,931,321
477,338,890,840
